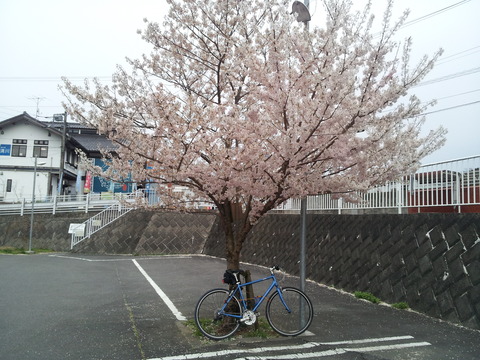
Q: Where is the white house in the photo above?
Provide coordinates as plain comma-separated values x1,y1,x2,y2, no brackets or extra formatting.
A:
0,112,114,202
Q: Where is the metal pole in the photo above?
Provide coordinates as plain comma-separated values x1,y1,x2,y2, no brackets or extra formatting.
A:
300,197,307,292
299,0,310,293
27,156,38,254
299,0,310,328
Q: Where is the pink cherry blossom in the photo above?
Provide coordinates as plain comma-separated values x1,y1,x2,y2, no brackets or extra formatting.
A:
62,0,445,269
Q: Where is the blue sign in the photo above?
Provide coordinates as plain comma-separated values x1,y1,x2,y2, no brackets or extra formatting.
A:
91,158,133,193
0,144,11,156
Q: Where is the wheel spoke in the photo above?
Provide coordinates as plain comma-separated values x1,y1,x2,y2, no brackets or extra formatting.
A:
194,288,242,340
266,287,313,336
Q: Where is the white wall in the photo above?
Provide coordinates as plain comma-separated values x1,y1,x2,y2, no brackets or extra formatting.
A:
0,121,62,168
0,120,63,201
0,170,50,202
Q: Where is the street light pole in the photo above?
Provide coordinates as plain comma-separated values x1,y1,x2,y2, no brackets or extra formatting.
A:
299,0,310,294
27,156,46,254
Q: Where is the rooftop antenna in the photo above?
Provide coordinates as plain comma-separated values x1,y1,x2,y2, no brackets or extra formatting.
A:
28,96,45,118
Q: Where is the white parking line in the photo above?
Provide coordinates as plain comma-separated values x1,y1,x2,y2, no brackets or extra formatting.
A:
233,342,432,359
148,336,431,360
319,335,414,345
349,341,432,353
132,259,187,321
148,342,322,360
50,254,191,262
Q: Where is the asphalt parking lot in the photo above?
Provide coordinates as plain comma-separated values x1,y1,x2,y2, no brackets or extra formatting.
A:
1,253,479,360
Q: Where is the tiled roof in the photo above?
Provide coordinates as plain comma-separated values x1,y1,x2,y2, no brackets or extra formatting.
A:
42,121,97,133
69,133,117,153
1,113,117,156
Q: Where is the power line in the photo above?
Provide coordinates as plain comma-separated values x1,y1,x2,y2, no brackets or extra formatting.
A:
421,100,480,115
435,88,480,101
414,67,480,87
401,0,472,28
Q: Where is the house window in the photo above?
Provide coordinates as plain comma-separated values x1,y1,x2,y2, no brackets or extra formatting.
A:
11,139,27,157
6,179,12,192
33,140,49,158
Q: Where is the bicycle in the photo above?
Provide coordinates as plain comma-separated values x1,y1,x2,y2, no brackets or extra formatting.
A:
194,265,313,340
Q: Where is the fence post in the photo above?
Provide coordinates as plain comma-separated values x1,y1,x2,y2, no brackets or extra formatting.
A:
53,195,57,215
397,182,402,214
85,193,90,213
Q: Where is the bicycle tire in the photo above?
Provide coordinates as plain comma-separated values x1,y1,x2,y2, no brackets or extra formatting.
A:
266,287,313,336
194,288,242,340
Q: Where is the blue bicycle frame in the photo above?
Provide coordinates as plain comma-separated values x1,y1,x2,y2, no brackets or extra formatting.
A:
220,273,291,319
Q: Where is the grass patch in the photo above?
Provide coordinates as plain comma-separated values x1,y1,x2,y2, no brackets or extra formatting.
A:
392,302,409,310
354,291,381,304
184,319,205,338
0,247,54,254
353,291,409,310
237,318,278,339
184,317,278,340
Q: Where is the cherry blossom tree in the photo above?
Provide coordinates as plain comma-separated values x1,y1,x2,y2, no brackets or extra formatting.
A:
62,0,445,269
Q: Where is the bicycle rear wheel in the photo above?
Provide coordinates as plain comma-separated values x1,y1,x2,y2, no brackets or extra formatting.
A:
194,288,242,340
266,287,313,336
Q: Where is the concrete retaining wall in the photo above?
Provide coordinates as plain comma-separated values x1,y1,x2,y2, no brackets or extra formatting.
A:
205,213,480,330
71,211,217,255
1,211,478,330
0,212,95,251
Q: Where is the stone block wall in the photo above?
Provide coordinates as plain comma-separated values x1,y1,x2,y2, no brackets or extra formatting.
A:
0,212,94,251
205,213,480,330
72,210,217,255
1,210,478,330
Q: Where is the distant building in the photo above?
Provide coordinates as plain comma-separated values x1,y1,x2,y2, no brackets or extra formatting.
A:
0,112,116,202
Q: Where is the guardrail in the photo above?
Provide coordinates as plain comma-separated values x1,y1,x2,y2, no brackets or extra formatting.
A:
272,155,480,214
1,155,479,217
0,193,130,216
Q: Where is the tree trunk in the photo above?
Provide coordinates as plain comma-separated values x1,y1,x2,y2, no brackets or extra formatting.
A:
243,270,259,330
219,200,253,270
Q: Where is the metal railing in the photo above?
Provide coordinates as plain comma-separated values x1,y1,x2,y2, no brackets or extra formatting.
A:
68,190,215,248
272,155,480,214
0,193,132,216
1,155,479,218
70,201,134,249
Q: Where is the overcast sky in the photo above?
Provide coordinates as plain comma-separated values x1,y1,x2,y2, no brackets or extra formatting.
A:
0,0,478,165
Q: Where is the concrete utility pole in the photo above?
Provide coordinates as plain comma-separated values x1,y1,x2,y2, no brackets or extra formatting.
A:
27,156,46,253
56,112,67,195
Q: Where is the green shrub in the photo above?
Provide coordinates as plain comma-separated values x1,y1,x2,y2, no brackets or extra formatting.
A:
392,302,409,310
354,291,381,304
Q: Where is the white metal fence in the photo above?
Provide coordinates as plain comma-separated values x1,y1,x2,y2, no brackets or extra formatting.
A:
0,193,130,216
1,155,479,218
70,202,134,249
273,155,480,214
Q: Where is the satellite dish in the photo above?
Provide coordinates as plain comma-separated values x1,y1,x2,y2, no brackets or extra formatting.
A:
291,1,311,24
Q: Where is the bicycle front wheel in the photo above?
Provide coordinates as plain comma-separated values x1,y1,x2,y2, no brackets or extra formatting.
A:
194,288,242,340
266,287,313,336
